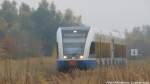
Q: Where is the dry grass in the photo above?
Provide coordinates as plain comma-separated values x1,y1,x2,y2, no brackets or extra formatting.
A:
49,59,150,84
0,57,149,84
0,48,150,84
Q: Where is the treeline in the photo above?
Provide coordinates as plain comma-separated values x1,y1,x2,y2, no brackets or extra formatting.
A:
0,0,82,58
125,25,150,57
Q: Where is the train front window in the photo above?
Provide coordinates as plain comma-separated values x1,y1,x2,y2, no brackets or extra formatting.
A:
62,29,89,58
63,43,84,57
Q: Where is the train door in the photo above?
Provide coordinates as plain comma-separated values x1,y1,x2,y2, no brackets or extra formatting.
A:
89,42,96,58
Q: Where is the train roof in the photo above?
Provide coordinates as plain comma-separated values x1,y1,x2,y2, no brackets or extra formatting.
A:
58,26,90,30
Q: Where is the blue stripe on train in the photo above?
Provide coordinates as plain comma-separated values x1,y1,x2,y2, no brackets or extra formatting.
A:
57,61,69,71
78,60,97,69
57,60,97,71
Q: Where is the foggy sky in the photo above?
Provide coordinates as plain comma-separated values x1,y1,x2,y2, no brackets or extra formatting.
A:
0,0,150,34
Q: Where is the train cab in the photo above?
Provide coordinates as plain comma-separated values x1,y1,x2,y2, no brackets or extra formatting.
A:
56,27,97,71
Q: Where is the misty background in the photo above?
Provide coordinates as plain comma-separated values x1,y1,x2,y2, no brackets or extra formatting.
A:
0,0,149,58
1,0,150,33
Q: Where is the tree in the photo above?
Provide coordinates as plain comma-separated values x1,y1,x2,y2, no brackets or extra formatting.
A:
61,9,74,26
0,17,8,31
142,25,150,42
19,3,33,31
61,8,82,26
31,0,56,55
0,0,18,28
31,0,51,37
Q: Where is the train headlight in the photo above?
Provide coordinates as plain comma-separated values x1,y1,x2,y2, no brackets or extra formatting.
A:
80,55,84,59
73,30,77,33
63,56,67,59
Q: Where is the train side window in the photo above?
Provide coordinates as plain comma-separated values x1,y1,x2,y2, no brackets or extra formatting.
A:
90,42,96,57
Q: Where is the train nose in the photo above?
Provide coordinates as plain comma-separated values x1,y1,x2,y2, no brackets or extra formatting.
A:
68,60,76,66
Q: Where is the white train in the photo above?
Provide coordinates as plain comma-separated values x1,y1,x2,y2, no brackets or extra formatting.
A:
56,26,127,71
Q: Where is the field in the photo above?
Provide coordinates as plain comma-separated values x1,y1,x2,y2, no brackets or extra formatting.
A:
0,53,150,84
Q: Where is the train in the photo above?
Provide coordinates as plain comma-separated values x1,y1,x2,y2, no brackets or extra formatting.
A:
56,26,127,71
